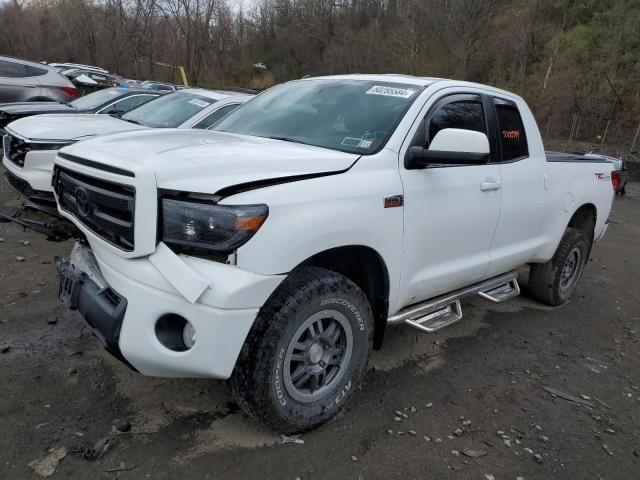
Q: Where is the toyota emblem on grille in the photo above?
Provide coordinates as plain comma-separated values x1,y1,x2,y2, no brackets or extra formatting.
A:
75,187,90,216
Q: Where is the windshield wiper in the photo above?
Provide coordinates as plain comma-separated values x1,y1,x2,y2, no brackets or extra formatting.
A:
122,118,142,125
265,136,308,145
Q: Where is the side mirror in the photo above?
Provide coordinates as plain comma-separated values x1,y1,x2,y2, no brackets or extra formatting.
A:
405,128,490,169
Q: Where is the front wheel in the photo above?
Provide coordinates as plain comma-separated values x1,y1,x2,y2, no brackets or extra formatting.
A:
528,228,590,306
229,266,373,433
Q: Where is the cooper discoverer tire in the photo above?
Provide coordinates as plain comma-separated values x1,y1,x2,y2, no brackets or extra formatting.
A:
528,228,589,306
229,266,373,434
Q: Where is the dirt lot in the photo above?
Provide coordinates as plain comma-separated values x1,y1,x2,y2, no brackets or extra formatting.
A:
0,178,639,480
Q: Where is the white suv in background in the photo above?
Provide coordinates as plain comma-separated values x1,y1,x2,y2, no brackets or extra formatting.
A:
2,89,252,214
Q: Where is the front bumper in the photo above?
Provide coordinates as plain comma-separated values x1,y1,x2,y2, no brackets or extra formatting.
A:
3,157,57,214
3,150,58,193
57,241,286,379
56,255,129,364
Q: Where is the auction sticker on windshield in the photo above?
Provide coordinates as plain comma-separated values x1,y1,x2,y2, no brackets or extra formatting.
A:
189,98,210,108
366,85,416,98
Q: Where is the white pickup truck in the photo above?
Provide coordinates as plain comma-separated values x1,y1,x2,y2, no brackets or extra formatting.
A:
52,75,614,433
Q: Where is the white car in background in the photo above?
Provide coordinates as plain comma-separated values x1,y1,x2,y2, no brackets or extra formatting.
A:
2,89,252,214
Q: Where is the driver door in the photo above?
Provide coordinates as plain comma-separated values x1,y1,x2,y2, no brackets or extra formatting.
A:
398,93,502,307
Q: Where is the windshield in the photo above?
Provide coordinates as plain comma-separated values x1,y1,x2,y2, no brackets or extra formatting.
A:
69,88,124,110
214,79,424,154
121,91,216,127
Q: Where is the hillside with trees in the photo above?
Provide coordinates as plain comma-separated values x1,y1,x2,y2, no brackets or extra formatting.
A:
1,0,638,147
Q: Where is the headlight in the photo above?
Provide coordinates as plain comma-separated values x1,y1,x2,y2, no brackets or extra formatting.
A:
161,198,268,254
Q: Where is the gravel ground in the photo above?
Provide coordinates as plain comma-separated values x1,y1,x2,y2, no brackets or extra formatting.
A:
0,177,638,480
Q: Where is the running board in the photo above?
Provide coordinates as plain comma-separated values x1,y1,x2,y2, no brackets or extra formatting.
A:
389,271,519,333
477,278,520,303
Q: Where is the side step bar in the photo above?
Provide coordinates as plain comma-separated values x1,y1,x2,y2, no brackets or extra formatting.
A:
388,271,519,333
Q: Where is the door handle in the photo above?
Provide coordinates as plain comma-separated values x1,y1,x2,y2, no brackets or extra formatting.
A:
481,179,502,191
24,84,37,88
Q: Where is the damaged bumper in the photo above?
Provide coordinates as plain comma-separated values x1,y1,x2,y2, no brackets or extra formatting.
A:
56,242,286,379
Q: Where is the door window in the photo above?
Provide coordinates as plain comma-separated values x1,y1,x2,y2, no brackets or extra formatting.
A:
494,100,528,160
0,60,29,78
428,99,486,145
195,104,241,129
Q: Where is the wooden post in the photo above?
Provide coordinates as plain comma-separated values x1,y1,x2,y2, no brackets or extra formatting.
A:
630,122,640,153
545,114,551,140
601,120,611,146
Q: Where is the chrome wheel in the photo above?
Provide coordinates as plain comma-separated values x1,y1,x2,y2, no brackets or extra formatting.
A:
559,247,582,290
283,310,353,403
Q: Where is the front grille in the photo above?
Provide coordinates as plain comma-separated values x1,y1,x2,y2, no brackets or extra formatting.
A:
53,166,136,251
3,134,30,167
3,133,70,168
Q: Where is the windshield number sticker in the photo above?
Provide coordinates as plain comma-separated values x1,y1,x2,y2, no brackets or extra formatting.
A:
366,85,416,99
341,137,363,147
188,99,210,108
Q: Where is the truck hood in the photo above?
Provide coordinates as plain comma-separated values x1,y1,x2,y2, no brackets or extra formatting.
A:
59,129,360,193
7,114,145,141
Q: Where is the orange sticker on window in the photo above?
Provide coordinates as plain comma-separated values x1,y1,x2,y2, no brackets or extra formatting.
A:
503,130,520,140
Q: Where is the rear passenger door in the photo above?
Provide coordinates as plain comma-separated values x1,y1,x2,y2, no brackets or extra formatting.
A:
398,93,502,307
0,59,41,102
484,98,547,276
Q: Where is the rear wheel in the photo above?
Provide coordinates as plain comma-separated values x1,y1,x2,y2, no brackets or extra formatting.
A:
229,266,373,433
528,228,589,306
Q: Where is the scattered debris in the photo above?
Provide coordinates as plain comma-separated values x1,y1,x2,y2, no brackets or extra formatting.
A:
410,406,417,413
539,435,549,443
351,455,358,462
534,453,544,463
484,475,495,480
22,240,30,246
47,318,58,325
462,420,472,426
451,450,460,457
453,428,463,436
461,448,487,458
114,418,132,433
16,256,25,262
504,439,512,448
601,444,614,456
68,368,78,375
423,436,431,442
83,437,111,461
394,416,402,422
280,434,304,445
604,428,615,434
425,402,433,408
1,345,10,354
28,447,67,477
435,438,443,443
105,462,136,473
408,430,417,436
543,386,595,408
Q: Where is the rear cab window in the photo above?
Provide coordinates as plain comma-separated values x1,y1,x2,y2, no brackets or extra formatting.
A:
494,99,528,161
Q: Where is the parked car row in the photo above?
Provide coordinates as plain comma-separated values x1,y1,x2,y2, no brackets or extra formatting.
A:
1,73,616,435
2,88,251,214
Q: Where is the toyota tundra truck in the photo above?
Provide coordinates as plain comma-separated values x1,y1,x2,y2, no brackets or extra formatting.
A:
51,75,614,433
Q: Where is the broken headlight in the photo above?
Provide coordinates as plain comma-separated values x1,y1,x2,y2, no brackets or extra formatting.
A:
161,198,268,254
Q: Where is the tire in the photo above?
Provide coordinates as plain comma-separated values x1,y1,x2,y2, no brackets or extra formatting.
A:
620,186,626,196
528,228,590,306
229,266,373,434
